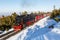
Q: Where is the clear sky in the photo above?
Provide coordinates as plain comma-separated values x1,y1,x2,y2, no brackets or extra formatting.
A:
0,0,60,12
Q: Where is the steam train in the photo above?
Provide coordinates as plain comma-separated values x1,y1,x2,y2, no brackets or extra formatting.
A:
13,13,49,31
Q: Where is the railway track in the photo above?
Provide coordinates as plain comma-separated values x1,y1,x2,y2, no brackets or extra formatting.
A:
0,30,14,40
0,25,33,40
0,30,14,38
0,30,21,40
0,24,35,40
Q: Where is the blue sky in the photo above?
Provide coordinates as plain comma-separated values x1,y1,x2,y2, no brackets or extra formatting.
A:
0,0,60,12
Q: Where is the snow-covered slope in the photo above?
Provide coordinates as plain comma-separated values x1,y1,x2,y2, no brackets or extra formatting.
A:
7,16,60,40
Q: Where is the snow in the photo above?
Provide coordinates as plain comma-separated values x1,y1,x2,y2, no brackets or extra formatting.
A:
51,28,60,34
52,22,60,34
46,19,57,27
43,35,48,40
7,16,60,40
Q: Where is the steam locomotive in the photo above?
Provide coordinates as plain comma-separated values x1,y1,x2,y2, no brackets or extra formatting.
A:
13,13,48,31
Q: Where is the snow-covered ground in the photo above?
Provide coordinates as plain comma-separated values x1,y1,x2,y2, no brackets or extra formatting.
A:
7,16,60,40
